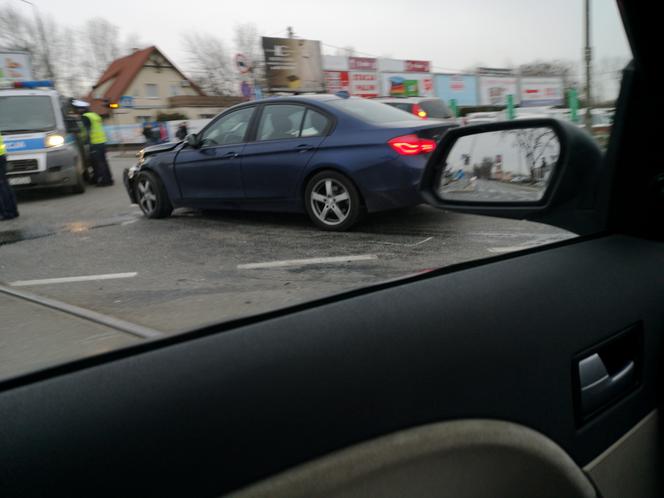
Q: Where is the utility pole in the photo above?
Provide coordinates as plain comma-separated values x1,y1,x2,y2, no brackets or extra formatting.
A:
584,0,593,131
287,26,294,39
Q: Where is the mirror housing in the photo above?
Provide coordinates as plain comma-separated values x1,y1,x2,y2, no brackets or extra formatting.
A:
420,118,605,234
185,133,200,148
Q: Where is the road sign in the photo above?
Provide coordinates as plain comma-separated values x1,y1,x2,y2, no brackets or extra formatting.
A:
119,95,134,108
235,53,252,74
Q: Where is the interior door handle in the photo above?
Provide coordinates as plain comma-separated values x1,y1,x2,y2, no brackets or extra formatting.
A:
578,353,635,415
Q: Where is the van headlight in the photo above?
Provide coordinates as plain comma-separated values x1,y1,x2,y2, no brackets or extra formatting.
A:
45,133,65,148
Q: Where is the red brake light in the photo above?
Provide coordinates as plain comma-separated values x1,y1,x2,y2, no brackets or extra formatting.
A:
388,134,437,156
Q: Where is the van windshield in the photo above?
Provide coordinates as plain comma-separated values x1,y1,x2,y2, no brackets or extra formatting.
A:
0,96,57,133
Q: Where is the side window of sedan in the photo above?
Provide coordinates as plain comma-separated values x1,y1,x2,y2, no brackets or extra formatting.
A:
257,105,306,141
201,107,254,147
301,109,330,137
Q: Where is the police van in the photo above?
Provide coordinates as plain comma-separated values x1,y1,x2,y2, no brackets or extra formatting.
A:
0,80,86,193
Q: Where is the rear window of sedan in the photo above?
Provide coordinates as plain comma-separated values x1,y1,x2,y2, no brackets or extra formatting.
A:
329,98,422,124
420,99,453,119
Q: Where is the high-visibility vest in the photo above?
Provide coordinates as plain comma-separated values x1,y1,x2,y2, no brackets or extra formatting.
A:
0,132,5,156
82,112,107,144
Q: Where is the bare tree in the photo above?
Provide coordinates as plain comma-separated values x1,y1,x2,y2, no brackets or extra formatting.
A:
519,59,580,91
183,33,235,95
82,18,121,80
505,128,559,181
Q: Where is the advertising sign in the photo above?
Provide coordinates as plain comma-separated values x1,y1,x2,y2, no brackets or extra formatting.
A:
262,37,324,92
0,52,33,81
350,71,379,98
325,71,350,94
348,57,377,71
382,73,434,97
434,74,478,106
520,77,565,106
405,60,431,73
478,76,519,105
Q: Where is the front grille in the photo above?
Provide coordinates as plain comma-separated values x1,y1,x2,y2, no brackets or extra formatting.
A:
7,159,38,173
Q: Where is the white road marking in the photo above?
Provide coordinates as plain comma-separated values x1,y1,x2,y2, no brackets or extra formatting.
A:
238,255,378,270
369,237,433,248
10,272,138,287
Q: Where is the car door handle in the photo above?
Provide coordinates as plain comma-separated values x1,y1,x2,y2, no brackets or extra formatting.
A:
220,151,239,159
578,353,635,416
295,144,313,153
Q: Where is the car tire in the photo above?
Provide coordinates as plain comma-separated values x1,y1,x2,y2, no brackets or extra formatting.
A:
135,170,173,219
70,158,86,194
304,170,362,231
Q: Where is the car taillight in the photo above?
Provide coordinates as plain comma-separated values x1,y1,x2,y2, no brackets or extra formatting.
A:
412,103,428,119
388,134,437,155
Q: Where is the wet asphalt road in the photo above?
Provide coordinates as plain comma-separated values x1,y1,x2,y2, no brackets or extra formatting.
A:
0,154,574,378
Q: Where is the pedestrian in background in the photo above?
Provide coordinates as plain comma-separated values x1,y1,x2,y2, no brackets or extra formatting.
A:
176,121,188,141
143,122,156,145
0,131,19,220
76,103,114,187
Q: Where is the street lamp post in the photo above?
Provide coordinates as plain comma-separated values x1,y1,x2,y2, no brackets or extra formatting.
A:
19,0,55,81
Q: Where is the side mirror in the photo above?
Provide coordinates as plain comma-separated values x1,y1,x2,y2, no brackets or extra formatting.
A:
420,119,605,234
65,118,80,134
185,133,200,148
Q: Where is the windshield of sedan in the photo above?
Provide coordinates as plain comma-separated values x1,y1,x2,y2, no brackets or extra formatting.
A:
0,0,631,381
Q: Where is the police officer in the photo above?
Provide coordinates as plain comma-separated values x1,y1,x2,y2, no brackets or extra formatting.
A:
75,102,114,186
0,131,19,221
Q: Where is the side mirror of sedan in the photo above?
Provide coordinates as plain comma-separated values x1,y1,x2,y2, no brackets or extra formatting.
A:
185,133,200,148
420,118,605,235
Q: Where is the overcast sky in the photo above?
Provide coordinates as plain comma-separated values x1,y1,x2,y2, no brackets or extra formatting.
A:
8,0,630,75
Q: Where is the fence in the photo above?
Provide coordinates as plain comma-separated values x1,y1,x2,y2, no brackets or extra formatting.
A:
103,118,212,145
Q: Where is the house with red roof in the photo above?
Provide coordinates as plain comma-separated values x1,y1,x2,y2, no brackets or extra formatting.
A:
88,46,242,125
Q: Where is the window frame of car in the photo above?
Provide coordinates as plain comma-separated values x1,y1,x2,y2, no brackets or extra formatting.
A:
245,101,336,144
196,104,259,149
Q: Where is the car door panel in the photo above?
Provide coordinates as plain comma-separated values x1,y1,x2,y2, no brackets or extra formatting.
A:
0,234,661,497
241,137,324,199
174,144,245,201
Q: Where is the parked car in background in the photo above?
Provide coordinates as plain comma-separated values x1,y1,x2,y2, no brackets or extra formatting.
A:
124,94,456,231
376,97,455,121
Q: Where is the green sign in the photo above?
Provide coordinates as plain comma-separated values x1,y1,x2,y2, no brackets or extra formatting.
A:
568,88,579,123
449,99,459,118
506,94,515,120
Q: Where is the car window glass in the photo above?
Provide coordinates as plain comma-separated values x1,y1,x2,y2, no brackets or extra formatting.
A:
257,105,306,141
300,109,329,137
202,107,254,146
420,100,453,119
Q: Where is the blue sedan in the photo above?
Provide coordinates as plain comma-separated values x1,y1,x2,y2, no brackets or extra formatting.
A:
124,94,455,230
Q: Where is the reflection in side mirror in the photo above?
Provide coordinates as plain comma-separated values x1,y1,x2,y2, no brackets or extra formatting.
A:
437,127,560,203
185,133,200,148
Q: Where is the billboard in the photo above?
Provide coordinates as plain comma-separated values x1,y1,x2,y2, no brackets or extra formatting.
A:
0,52,33,81
478,76,520,105
520,77,565,106
348,57,377,71
350,71,379,98
405,60,431,73
434,74,478,106
382,73,434,97
262,37,324,92
324,71,350,94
